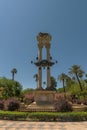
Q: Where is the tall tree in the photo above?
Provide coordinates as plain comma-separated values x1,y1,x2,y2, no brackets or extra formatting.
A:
84,74,87,84
50,76,57,91
58,73,67,93
69,65,84,91
11,68,17,80
65,75,72,88
33,74,38,87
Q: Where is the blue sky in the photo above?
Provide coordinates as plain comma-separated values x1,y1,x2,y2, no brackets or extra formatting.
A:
0,0,87,89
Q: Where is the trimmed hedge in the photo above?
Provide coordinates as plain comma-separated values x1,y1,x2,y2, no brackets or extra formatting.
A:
28,112,87,121
0,111,28,120
0,111,87,121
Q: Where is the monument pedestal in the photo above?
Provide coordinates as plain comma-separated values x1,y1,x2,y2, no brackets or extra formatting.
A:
24,91,56,112
34,91,55,106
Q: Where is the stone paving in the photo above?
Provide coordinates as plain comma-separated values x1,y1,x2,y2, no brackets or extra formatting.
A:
0,120,87,130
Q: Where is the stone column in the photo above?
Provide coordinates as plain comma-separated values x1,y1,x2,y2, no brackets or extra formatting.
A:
38,44,42,61
38,44,42,89
37,32,52,90
38,67,42,89
46,44,51,89
47,67,51,89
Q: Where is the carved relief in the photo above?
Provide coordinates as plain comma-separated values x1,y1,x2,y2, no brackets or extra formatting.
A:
37,32,51,47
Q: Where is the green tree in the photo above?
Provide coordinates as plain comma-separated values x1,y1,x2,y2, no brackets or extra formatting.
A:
22,88,34,95
0,87,4,98
65,75,72,88
14,81,22,97
69,65,84,91
84,74,87,84
0,77,22,99
50,76,57,91
58,73,67,93
11,68,17,80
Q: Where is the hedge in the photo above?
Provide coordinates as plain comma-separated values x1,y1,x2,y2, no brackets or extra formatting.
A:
0,111,87,121
28,112,87,121
0,111,28,120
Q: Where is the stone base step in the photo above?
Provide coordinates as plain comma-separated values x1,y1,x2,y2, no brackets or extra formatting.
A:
20,102,56,112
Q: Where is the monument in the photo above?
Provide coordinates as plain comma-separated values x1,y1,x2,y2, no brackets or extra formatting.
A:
31,32,57,108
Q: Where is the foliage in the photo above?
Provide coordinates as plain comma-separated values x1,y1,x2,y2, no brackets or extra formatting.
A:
50,76,57,90
0,111,87,121
69,83,80,95
57,87,64,93
13,81,22,97
54,94,72,112
23,93,34,105
28,112,87,121
0,100,4,110
4,97,20,111
65,83,87,103
0,111,28,120
57,64,87,102
69,65,84,91
83,100,87,105
0,77,22,99
22,88,34,95
33,74,38,82
58,73,67,93
46,76,57,91
58,73,73,94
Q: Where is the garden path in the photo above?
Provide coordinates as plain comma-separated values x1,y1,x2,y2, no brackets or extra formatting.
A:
0,120,87,130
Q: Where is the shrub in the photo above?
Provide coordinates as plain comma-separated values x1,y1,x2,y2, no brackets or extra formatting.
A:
0,100,4,110
23,93,34,105
83,100,87,105
4,97,20,111
54,94,72,112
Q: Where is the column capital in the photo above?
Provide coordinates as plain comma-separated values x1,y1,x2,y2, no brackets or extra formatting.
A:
37,32,51,47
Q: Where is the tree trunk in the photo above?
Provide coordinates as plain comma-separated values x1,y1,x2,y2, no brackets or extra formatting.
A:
76,73,83,91
63,79,66,93
63,79,66,98
12,73,14,80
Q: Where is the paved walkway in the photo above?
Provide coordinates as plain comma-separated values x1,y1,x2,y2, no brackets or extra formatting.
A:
0,120,87,130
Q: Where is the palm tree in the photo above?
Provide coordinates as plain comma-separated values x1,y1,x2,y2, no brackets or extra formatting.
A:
65,75,72,87
11,68,17,80
58,73,67,93
84,74,87,84
33,74,38,87
69,65,84,91
50,76,57,91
